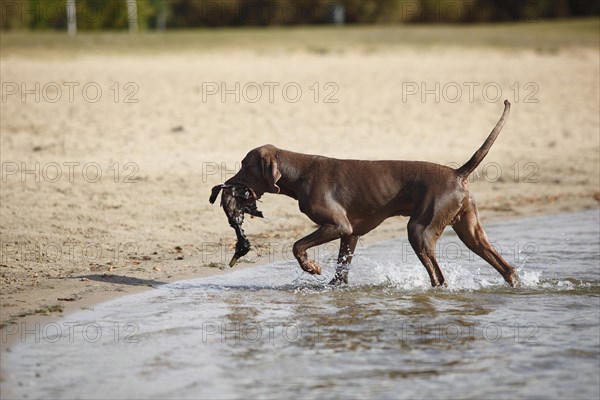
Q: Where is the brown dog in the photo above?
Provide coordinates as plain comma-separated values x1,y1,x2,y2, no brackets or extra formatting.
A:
221,100,520,287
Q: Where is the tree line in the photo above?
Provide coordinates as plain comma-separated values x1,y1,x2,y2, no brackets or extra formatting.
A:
1,0,598,31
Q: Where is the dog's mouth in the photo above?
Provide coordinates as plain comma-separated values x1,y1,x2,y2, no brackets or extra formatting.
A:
209,184,264,267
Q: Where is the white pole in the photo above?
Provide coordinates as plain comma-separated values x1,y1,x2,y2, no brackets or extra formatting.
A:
66,0,76,35
156,0,167,31
126,0,139,33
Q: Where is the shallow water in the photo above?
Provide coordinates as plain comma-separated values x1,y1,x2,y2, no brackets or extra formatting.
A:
2,210,599,399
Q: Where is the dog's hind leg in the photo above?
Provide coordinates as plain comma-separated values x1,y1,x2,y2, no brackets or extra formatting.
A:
407,218,447,287
452,195,521,287
329,235,359,285
406,188,466,287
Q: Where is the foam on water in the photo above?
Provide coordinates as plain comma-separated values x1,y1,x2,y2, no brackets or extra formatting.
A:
170,254,588,296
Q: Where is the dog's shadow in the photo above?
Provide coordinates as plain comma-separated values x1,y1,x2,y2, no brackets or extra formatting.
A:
77,274,168,288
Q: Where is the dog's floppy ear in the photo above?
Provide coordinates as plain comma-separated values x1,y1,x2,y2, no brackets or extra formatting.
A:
209,184,225,204
261,155,281,193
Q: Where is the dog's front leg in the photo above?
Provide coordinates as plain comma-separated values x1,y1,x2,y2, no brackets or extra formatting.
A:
292,225,350,276
329,235,359,285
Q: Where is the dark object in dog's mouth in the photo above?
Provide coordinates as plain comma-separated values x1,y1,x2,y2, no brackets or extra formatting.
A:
209,184,263,267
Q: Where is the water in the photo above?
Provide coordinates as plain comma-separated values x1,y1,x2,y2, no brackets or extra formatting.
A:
2,210,599,399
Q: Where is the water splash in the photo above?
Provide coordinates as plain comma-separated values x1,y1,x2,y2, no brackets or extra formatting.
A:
518,268,543,287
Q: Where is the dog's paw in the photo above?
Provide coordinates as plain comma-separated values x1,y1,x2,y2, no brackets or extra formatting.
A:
508,273,522,288
329,269,349,286
328,276,348,286
301,260,321,275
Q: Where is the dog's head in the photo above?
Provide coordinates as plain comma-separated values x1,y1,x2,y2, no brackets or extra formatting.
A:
224,144,282,199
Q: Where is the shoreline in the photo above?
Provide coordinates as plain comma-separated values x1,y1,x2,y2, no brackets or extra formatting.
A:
2,40,598,356
2,198,598,352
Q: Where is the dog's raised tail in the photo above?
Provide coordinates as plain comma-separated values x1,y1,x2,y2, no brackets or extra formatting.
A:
456,100,511,178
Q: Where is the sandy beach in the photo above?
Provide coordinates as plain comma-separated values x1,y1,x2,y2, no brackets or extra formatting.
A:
1,25,599,332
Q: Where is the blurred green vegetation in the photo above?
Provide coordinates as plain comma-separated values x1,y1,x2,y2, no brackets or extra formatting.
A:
1,18,598,57
1,0,598,31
